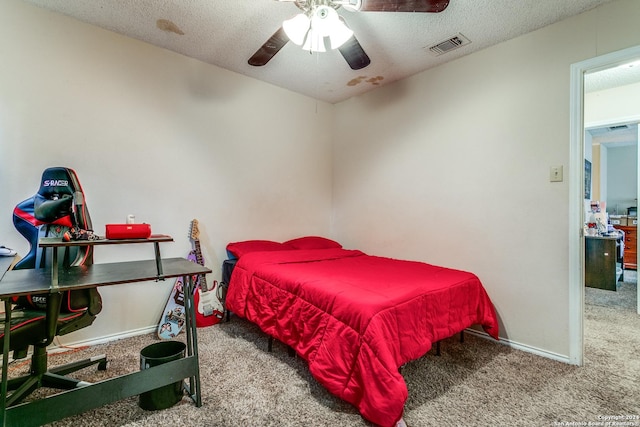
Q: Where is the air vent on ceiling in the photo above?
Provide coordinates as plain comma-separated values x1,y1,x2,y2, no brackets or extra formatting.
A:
426,33,471,56
608,124,629,131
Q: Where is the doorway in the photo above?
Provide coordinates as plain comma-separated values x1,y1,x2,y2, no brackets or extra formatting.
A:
569,45,640,366
584,121,638,307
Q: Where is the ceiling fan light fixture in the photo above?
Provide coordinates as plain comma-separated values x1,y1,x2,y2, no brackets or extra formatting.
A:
283,5,353,53
283,13,311,46
302,28,327,52
310,6,343,38
328,17,353,49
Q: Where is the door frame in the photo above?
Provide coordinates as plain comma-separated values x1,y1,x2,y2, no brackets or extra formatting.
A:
569,44,640,366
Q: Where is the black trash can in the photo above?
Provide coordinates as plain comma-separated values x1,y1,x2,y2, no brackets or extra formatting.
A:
138,341,186,411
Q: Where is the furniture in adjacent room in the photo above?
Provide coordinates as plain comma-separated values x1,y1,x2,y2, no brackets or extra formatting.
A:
614,225,637,270
0,235,210,427
585,235,623,291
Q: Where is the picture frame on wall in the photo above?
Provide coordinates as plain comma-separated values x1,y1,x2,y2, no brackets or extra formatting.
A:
584,159,592,200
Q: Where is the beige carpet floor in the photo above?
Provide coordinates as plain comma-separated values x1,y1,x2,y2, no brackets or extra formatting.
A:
4,284,638,427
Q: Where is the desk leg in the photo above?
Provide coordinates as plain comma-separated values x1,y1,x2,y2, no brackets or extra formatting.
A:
51,247,59,289
183,274,201,407
153,242,164,280
1,299,12,427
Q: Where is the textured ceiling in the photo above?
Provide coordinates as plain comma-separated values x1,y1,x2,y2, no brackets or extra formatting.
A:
585,60,640,93
22,0,618,103
585,59,640,146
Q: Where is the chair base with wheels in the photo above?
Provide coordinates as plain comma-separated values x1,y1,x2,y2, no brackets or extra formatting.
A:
5,344,107,407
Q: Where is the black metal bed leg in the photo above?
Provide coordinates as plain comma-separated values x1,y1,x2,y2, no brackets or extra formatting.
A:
460,331,464,343
267,337,273,352
435,341,441,356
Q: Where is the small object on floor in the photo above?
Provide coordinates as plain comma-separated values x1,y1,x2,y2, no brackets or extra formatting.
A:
396,418,408,427
0,246,17,256
62,228,101,242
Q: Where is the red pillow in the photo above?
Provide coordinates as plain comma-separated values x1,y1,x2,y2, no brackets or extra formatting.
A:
226,240,289,258
283,236,342,250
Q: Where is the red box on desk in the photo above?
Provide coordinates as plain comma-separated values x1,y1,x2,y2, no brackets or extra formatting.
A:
105,224,151,240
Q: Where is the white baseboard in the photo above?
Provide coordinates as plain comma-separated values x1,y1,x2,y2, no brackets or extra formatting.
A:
57,327,574,365
463,328,573,365
49,325,158,354
0,326,157,366
7,326,573,368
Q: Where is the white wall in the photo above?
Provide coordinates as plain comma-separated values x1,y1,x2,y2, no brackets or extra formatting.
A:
607,145,638,214
586,81,640,214
333,0,640,359
3,0,640,360
599,144,608,205
0,0,334,343
585,81,640,125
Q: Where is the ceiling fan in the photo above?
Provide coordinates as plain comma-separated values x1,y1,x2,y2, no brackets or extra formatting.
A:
249,0,450,70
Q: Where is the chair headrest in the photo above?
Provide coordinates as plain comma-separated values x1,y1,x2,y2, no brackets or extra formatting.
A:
37,167,81,199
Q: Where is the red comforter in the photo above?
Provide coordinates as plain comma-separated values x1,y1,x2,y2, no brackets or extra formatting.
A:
226,248,499,427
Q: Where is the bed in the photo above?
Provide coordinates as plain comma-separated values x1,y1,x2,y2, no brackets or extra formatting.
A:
224,236,499,427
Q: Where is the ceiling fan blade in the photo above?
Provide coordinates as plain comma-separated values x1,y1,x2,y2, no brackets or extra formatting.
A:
358,0,450,12
338,35,371,70
248,27,289,66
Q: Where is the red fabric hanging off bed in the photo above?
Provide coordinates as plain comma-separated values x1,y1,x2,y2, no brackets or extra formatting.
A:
226,247,499,427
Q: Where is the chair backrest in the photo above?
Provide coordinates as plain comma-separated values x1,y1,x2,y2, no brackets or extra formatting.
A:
12,167,96,312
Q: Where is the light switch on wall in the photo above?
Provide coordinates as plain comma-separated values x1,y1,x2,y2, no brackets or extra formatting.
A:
550,165,563,182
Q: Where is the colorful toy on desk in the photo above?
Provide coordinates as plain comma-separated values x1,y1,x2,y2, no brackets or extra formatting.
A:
62,227,101,242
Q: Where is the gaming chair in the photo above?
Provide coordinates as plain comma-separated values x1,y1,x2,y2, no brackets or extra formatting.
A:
1,167,107,406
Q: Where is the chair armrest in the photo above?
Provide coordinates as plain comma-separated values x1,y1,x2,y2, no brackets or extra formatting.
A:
87,288,103,316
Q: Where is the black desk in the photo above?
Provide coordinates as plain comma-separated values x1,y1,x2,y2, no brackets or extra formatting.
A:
585,235,623,291
0,238,211,427
39,234,174,287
